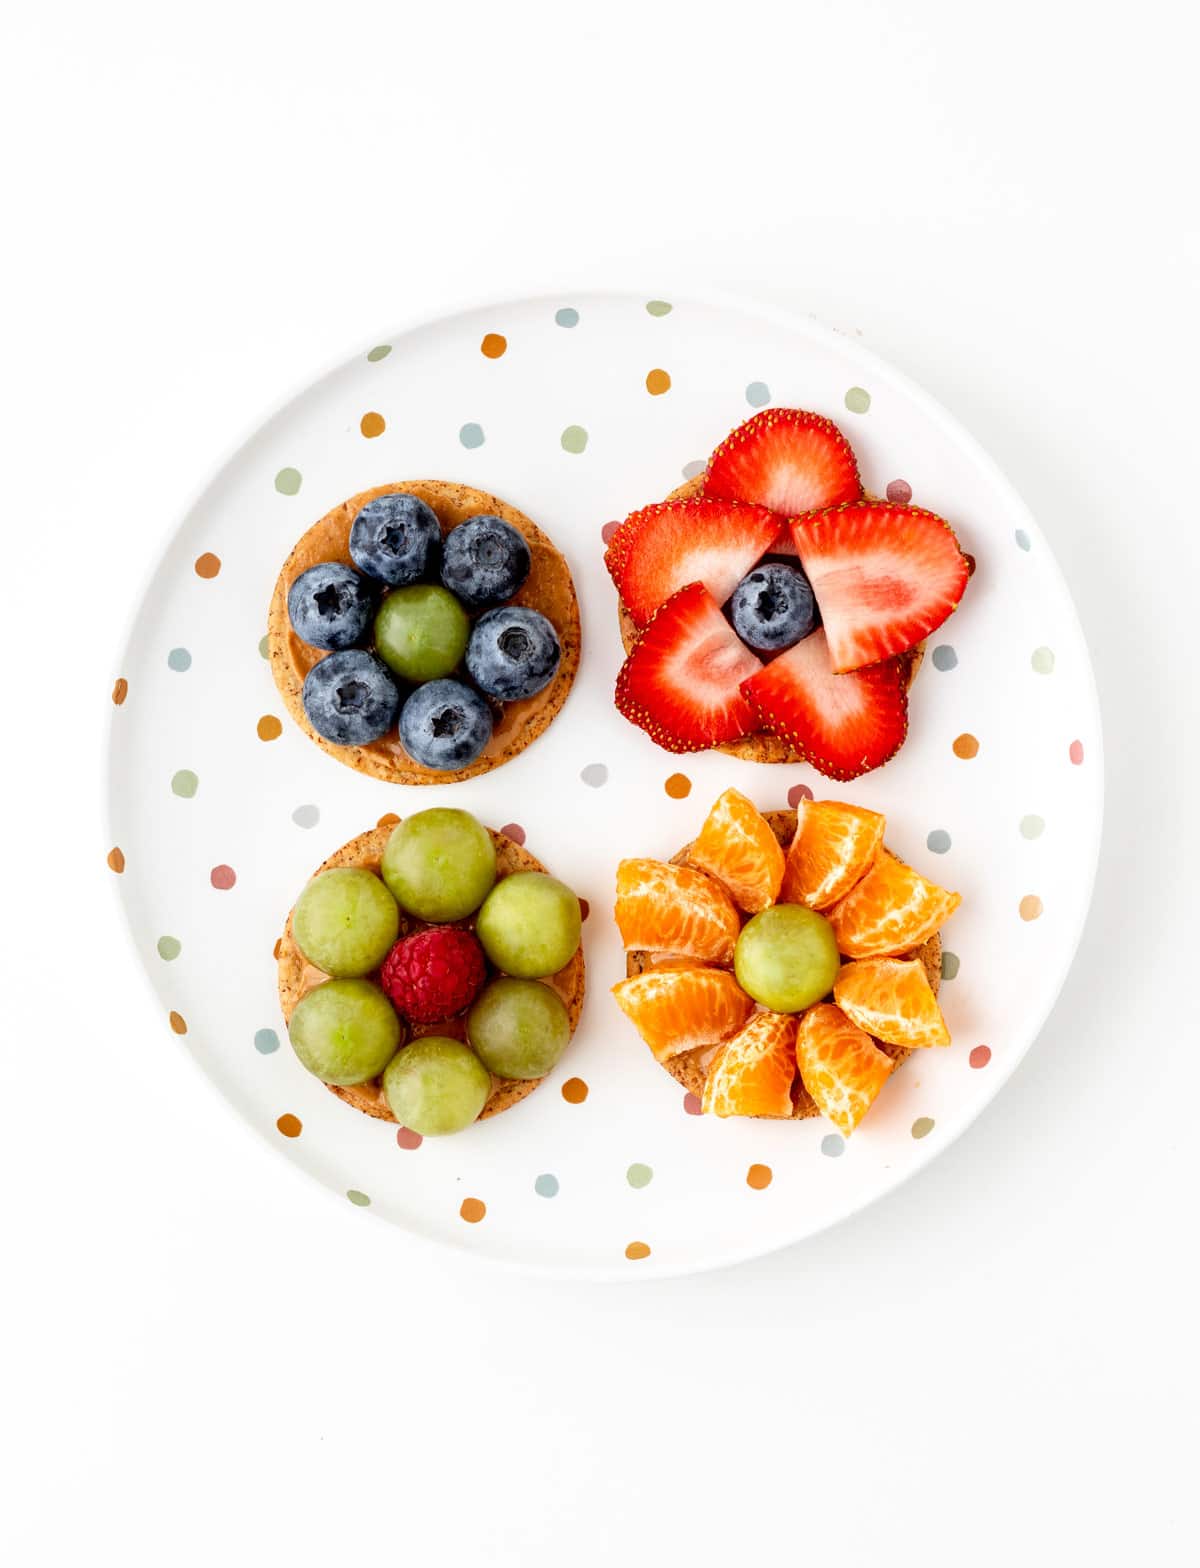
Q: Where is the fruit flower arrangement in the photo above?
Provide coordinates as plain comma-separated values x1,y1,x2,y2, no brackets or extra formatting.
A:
606,408,971,778
278,808,585,1136
612,789,960,1135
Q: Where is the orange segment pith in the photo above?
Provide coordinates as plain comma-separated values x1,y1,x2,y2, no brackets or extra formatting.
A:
795,1003,894,1135
779,798,886,910
828,849,961,957
686,787,786,913
702,1011,797,1118
614,858,742,962
833,958,950,1048
612,967,754,1061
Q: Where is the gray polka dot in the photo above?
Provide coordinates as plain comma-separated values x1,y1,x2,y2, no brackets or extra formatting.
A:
927,829,952,854
940,951,960,981
931,645,958,672
459,422,485,449
292,804,320,829
167,647,192,672
534,1173,559,1197
580,763,608,788
681,459,706,480
1020,814,1045,839
555,307,579,328
254,1028,280,1055
745,381,771,407
1015,528,1031,551
821,1134,845,1158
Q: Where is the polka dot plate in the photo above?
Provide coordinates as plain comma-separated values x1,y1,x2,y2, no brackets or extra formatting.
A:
106,290,1103,1279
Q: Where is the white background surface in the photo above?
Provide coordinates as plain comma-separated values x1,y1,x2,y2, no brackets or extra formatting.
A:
3,2,1197,1564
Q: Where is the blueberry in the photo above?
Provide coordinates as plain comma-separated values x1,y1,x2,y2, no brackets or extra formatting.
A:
399,679,493,770
466,606,561,701
287,562,374,651
729,562,817,653
349,492,443,586
302,650,400,745
440,515,531,610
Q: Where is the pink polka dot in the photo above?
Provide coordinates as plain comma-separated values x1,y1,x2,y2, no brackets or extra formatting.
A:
500,822,526,846
969,1045,992,1069
601,520,621,544
787,783,814,808
396,1127,423,1150
210,865,237,890
1069,740,1084,765
683,1092,702,1116
886,479,912,504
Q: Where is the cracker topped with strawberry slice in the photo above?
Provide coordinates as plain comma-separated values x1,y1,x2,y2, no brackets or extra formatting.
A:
606,407,972,779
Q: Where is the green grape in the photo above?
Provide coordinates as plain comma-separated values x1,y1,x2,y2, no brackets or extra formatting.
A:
381,808,496,921
475,872,581,978
288,978,402,1085
374,586,470,682
382,1036,491,1136
734,904,840,1013
467,978,570,1079
292,868,399,976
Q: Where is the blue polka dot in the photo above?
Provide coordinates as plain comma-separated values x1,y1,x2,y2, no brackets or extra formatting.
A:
254,1028,280,1055
821,1133,845,1158
745,381,771,407
167,648,192,672
1015,529,1031,551
927,829,952,854
534,1173,559,1197
459,423,485,449
555,307,579,328
931,645,958,672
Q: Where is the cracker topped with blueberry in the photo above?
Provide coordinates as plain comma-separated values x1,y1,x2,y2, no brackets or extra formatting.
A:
268,481,581,782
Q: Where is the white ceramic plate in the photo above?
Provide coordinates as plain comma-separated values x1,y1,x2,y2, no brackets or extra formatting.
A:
107,289,1102,1279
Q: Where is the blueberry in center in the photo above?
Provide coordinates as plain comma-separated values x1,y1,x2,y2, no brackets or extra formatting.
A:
431,705,464,738
474,537,504,567
498,627,532,662
380,523,407,555
335,680,368,712
315,584,345,619
755,586,784,622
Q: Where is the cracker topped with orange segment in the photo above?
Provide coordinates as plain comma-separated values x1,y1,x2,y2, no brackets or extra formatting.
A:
605,408,971,778
612,788,961,1136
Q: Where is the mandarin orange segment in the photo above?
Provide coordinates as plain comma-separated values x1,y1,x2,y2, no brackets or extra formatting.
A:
686,787,786,913
779,798,886,910
795,1003,894,1135
827,849,961,957
612,967,754,1062
833,957,950,1048
614,858,741,962
701,1011,797,1118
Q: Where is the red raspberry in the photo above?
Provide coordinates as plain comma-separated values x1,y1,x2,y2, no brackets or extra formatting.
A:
380,927,487,1024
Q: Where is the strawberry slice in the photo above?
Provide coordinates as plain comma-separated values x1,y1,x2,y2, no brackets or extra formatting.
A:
616,583,762,753
740,629,907,780
608,498,783,626
704,408,861,514
790,502,969,672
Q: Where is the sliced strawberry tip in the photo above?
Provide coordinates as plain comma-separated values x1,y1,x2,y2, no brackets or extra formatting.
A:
704,408,861,515
616,583,763,754
610,498,784,627
740,629,908,781
790,501,969,672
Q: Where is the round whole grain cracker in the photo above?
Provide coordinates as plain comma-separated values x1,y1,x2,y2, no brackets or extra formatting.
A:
278,822,586,1123
269,481,581,784
624,809,941,1117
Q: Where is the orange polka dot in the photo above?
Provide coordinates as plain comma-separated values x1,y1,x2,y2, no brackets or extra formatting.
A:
561,1077,589,1104
664,772,692,799
1019,895,1043,921
112,677,128,706
746,1163,773,1190
625,1241,651,1260
360,411,386,438
645,368,671,395
377,812,400,829
272,937,283,961
106,846,125,873
952,733,979,759
256,714,283,741
276,1114,302,1138
480,333,507,359
460,1197,486,1223
168,1011,187,1035
194,553,221,579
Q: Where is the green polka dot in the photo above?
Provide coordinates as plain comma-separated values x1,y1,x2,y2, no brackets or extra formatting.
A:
1020,814,1045,839
366,344,392,362
346,1190,371,1207
561,425,588,454
459,422,485,449
167,648,191,672
274,467,302,496
1032,646,1055,674
940,951,960,981
645,300,672,316
258,635,269,659
626,1163,653,1189
156,936,181,961
844,386,871,414
171,769,198,798
254,1028,280,1055
911,1117,935,1140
